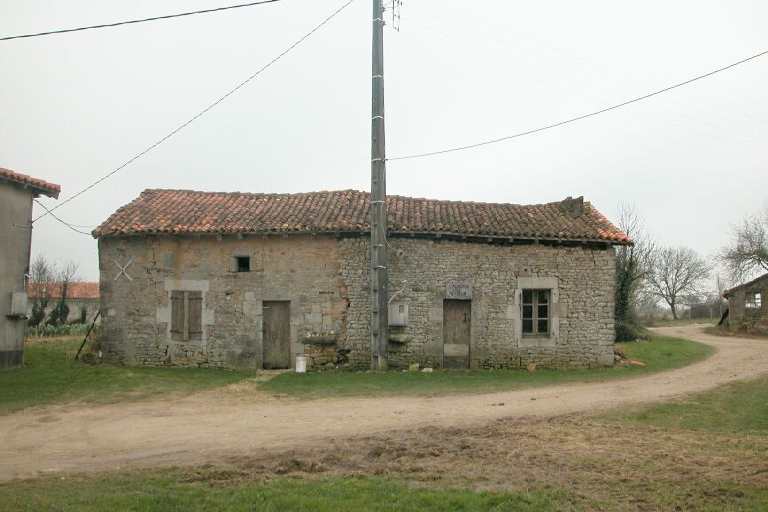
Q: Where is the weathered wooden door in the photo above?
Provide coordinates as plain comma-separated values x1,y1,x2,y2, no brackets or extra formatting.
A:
262,301,290,369
443,299,471,369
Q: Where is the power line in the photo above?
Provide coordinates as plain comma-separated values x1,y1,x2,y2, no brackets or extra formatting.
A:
33,200,93,236
33,0,357,223
0,1,281,42
389,48,768,161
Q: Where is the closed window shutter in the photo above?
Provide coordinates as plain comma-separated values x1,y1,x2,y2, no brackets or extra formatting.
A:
188,291,203,341
170,291,185,341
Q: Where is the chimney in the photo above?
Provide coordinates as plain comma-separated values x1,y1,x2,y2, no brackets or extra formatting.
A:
560,196,584,218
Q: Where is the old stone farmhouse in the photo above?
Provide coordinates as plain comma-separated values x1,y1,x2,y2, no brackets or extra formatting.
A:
94,189,630,370
723,273,767,334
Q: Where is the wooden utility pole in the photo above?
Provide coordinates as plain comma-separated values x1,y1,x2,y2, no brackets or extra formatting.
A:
370,0,388,369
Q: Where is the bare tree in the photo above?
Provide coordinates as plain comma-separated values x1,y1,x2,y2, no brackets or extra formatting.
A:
614,205,655,339
28,255,56,327
646,247,711,319
719,208,768,281
48,261,80,326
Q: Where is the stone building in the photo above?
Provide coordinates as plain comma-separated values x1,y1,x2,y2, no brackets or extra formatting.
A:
0,167,60,369
94,189,630,370
723,273,768,334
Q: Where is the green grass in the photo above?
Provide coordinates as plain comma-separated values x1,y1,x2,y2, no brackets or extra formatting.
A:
0,474,571,512
608,376,768,435
0,335,713,413
0,338,253,414
262,336,714,399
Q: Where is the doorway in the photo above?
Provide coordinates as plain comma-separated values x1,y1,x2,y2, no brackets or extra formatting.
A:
262,301,290,369
443,299,471,369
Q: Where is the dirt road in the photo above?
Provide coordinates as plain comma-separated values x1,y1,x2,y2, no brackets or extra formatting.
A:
1,325,766,481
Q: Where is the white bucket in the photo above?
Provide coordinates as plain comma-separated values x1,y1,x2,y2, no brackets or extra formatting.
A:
295,355,307,373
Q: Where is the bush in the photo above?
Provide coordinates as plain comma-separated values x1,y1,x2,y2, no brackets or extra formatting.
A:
616,319,649,342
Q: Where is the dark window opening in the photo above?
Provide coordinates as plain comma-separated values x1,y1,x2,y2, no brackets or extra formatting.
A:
522,289,551,336
236,256,251,273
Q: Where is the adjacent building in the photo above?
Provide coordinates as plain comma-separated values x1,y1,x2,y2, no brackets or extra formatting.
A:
27,282,100,325
0,168,60,369
94,189,630,370
723,273,768,334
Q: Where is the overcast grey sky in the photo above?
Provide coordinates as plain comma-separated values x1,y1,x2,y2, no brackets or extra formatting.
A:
1,0,766,281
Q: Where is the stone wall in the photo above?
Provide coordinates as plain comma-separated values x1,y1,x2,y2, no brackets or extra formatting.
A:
339,237,616,369
99,234,616,370
98,235,349,369
726,274,768,334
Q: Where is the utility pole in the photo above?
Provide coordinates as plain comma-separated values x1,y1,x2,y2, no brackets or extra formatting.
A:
370,0,388,370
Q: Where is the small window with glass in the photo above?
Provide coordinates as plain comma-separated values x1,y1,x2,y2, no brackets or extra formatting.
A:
522,289,551,336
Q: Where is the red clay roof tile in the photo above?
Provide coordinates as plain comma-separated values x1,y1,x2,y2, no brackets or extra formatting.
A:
0,167,60,198
94,189,631,245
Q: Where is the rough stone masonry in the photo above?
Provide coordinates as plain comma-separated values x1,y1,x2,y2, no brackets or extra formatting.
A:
95,189,628,370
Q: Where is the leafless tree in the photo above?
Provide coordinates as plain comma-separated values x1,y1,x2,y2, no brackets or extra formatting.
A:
646,247,712,319
614,204,655,339
719,208,768,281
28,255,55,326
49,261,80,325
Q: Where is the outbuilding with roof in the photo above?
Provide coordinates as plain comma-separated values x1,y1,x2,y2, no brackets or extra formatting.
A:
94,188,629,370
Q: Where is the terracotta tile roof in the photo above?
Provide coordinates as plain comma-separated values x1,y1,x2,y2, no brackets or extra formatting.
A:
94,189,631,245
0,167,60,198
27,282,99,300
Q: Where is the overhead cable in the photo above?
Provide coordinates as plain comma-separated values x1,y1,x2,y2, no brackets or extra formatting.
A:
388,48,768,161
0,0,281,42
33,0,356,223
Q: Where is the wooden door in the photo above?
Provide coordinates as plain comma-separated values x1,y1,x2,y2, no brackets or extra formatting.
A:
443,299,471,369
262,301,291,369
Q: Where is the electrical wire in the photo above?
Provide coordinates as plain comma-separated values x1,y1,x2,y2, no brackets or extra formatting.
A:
33,0,357,223
33,200,93,236
0,0,281,42
388,48,768,161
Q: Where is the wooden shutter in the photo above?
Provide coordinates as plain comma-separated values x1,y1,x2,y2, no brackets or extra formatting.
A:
188,291,203,341
170,291,185,341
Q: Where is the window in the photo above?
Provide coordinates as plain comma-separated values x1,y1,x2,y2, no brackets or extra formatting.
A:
746,292,762,310
235,256,251,273
522,289,551,336
170,291,203,341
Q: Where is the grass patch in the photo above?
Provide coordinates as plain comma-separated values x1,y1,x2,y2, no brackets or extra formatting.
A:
0,337,253,414
262,336,713,399
0,473,571,512
607,376,768,435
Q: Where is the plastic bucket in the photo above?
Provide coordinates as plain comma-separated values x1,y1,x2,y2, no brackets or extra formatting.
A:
295,355,307,373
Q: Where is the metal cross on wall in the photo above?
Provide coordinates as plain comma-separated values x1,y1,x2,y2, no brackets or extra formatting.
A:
113,258,134,281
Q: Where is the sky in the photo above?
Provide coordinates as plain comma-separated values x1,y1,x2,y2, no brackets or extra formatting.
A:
1,0,766,281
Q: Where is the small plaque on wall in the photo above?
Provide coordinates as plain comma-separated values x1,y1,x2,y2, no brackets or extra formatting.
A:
446,281,472,300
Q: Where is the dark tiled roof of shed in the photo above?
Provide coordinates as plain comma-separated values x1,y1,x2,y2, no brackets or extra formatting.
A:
93,189,631,245
0,167,60,198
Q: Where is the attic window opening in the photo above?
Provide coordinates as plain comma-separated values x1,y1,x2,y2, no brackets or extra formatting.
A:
236,256,251,273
